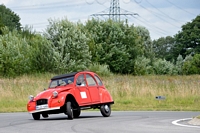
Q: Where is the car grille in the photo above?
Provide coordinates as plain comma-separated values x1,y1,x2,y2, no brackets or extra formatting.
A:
36,99,48,105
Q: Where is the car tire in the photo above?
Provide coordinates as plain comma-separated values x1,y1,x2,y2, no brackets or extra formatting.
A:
100,104,111,117
73,108,81,118
66,101,74,120
32,113,40,120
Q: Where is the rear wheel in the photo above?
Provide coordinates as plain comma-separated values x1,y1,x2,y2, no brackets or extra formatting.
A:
66,101,74,120
100,104,111,117
73,108,81,118
32,113,40,120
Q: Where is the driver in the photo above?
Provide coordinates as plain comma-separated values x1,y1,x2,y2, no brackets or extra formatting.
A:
76,75,85,86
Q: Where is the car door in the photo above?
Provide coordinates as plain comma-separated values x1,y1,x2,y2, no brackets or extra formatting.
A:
74,74,92,105
86,74,100,103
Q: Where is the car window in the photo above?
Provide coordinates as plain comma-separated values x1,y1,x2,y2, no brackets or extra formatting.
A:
76,74,86,86
86,74,97,86
94,75,103,86
49,76,74,88
64,77,74,84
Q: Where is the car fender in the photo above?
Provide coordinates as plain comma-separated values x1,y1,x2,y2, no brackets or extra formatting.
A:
99,87,114,103
49,91,75,107
27,101,36,112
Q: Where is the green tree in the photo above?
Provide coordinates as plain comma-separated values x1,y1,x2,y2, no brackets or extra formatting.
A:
0,26,56,77
29,34,55,73
152,36,175,61
135,26,153,59
0,4,21,33
0,28,31,77
173,15,200,59
18,26,56,73
0,17,4,34
182,54,200,75
44,18,91,73
85,19,141,74
191,54,200,74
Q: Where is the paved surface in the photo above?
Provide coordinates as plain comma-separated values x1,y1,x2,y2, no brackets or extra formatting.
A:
0,111,200,133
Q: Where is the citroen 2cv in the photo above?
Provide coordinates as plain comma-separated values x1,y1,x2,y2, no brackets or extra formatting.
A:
27,71,114,120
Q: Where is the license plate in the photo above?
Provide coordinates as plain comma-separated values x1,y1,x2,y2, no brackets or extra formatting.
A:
36,104,48,110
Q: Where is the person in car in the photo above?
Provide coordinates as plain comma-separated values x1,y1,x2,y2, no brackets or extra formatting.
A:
76,75,86,86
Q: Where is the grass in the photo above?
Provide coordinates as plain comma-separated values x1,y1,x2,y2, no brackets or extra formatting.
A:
103,74,200,111
0,73,200,112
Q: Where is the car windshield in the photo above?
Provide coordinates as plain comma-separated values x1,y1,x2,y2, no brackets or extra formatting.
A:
49,76,74,88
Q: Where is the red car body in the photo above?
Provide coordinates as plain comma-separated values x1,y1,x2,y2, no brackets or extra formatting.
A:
27,71,114,120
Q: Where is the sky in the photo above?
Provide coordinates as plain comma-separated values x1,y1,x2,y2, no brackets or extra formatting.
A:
0,0,200,40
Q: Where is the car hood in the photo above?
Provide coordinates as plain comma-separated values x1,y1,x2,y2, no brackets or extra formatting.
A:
35,89,54,100
34,85,72,100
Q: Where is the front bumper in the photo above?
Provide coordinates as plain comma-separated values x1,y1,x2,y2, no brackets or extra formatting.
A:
29,106,60,114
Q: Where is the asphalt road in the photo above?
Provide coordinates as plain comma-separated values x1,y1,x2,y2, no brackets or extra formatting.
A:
0,111,200,133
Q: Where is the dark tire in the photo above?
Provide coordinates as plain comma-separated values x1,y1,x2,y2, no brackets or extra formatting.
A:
73,108,81,118
100,104,111,117
42,113,49,118
66,101,74,120
32,113,40,120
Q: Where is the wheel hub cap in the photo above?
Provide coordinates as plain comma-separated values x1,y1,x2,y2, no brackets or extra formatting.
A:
104,105,109,113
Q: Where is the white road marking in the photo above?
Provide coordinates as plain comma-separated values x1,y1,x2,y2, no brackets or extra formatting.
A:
172,118,200,128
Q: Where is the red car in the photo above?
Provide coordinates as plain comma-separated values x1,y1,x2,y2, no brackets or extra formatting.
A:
27,71,114,120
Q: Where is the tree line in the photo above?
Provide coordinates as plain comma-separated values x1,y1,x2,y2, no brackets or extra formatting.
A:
0,4,200,77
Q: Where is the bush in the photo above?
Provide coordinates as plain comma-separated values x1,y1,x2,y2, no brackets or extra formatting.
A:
134,56,153,75
88,63,112,77
175,55,184,74
153,58,177,75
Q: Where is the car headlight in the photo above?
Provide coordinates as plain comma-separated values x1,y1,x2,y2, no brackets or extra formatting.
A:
29,95,34,101
53,91,58,98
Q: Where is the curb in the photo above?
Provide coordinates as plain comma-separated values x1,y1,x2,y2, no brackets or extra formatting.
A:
172,118,200,128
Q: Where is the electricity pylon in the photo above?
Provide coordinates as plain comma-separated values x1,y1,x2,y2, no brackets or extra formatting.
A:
91,0,138,22
109,0,120,21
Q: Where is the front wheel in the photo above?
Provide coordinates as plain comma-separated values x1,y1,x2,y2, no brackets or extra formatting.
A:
42,113,49,118
100,104,111,117
32,113,40,120
66,101,74,120
73,108,81,118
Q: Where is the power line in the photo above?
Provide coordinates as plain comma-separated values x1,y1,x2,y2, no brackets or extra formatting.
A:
10,2,88,11
166,0,196,16
24,15,90,28
129,15,170,36
134,2,181,29
8,0,82,9
145,0,184,24
10,2,65,9
8,0,108,10
5,0,194,39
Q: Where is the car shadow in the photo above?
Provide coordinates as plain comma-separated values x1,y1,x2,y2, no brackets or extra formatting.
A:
34,115,103,121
